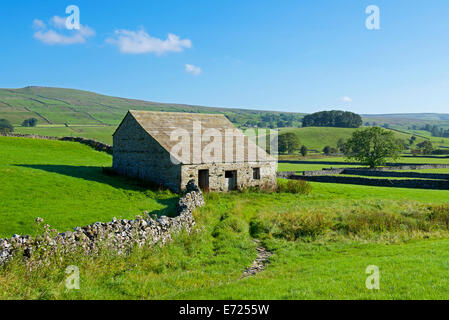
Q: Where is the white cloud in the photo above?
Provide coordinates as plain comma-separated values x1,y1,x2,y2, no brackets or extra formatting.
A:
339,96,353,103
33,19,46,29
106,29,192,55
50,15,67,29
33,15,95,45
185,64,202,76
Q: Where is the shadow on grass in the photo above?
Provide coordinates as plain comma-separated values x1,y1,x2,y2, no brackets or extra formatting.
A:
15,164,179,218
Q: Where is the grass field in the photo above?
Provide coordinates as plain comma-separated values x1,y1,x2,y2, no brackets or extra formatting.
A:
1,182,449,299
0,137,177,237
14,125,116,145
279,127,429,152
1,136,449,299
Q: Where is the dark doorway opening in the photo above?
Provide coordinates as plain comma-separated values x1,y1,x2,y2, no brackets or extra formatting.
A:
198,170,210,191
225,170,237,191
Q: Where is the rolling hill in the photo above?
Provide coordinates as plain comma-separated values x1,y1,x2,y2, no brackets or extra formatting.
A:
0,86,305,126
1,86,449,148
362,113,449,130
279,127,433,152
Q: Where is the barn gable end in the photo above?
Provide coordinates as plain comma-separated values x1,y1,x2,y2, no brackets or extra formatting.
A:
113,112,181,191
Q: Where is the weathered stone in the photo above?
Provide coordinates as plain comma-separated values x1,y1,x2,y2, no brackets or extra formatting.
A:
113,111,278,193
0,181,204,267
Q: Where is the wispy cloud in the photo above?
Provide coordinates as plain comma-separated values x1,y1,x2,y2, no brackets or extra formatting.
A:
185,64,202,76
106,29,192,55
339,96,353,103
33,19,46,29
33,15,95,45
50,16,68,29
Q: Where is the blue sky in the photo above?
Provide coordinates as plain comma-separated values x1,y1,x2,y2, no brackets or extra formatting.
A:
0,0,449,114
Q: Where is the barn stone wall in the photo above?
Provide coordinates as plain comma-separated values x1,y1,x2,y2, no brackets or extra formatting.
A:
181,161,277,192
113,114,182,192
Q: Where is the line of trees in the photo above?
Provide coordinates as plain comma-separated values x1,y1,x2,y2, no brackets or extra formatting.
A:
420,124,449,138
237,113,303,129
278,132,309,156
302,110,362,128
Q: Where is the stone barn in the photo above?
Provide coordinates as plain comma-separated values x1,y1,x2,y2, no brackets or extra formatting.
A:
113,110,277,192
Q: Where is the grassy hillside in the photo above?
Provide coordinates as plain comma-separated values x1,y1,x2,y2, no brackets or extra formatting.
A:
0,137,177,237
14,125,116,145
363,113,449,128
279,126,428,152
0,86,304,128
2,86,449,149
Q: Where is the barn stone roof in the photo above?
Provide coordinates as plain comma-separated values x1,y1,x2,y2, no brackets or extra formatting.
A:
116,110,276,164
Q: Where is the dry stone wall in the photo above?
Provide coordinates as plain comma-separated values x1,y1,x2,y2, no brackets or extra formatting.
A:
0,133,112,154
296,175,449,190
0,181,204,267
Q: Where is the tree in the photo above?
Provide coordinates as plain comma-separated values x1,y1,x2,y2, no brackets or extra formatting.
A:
416,140,433,155
0,119,13,134
278,132,300,154
302,110,362,128
22,118,38,127
344,127,403,168
396,139,409,150
337,138,347,153
409,135,416,145
300,145,308,157
323,146,338,155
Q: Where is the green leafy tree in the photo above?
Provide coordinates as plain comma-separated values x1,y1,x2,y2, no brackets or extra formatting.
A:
300,145,308,157
302,110,362,128
344,127,403,168
416,140,434,155
396,138,409,150
337,138,347,153
22,118,38,127
323,146,338,155
0,119,14,133
278,132,300,154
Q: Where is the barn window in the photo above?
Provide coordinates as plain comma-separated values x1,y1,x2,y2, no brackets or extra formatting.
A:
253,168,260,180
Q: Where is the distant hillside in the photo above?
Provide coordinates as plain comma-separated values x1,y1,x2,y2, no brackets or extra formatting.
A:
0,86,305,127
363,113,449,121
280,127,431,152
362,113,449,129
2,86,449,147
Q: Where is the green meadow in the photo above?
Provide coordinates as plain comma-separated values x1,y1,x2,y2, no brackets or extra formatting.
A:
0,136,449,299
14,125,116,145
0,137,177,238
279,126,429,152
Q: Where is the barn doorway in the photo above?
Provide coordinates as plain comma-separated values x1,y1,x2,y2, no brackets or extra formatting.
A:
198,170,209,191
225,170,237,191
